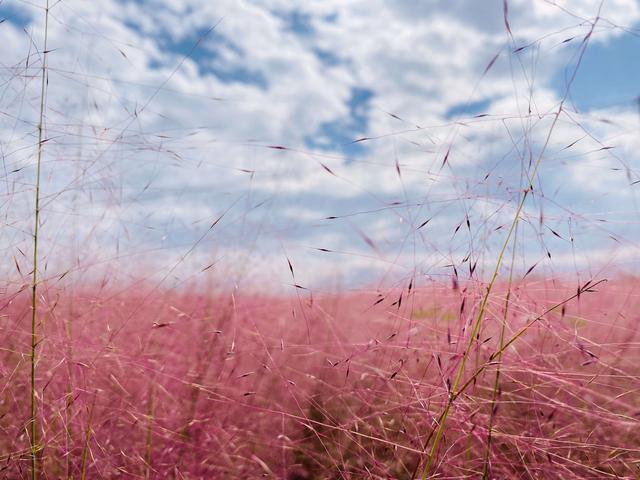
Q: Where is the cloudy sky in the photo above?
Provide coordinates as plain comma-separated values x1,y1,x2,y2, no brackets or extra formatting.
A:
1,0,639,291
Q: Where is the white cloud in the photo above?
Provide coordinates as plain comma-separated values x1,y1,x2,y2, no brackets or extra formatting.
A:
0,0,638,290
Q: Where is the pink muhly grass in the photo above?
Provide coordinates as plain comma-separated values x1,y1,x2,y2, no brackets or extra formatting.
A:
1,278,639,478
0,1,638,479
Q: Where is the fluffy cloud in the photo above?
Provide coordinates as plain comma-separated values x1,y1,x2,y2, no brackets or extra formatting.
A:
0,0,638,291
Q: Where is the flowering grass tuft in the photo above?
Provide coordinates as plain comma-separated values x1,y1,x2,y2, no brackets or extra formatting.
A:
1,277,638,478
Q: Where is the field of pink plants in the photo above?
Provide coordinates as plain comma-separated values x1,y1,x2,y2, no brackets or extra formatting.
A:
2,276,639,478
2,0,640,478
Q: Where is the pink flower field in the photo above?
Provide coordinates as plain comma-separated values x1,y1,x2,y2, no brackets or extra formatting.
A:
2,276,639,478
1,0,640,478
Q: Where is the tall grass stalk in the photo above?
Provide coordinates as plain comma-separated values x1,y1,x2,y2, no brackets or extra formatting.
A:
64,308,74,480
80,393,96,480
482,222,518,478
144,379,156,480
64,78,87,480
418,10,602,477
30,1,50,478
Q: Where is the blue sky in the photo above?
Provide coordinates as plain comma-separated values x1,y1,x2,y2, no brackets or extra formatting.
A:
556,30,640,110
0,0,639,290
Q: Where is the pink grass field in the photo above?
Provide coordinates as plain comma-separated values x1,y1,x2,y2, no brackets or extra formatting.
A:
1,275,639,478
3,1,640,479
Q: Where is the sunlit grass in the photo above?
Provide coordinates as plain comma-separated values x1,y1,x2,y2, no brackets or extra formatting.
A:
0,1,638,478
1,279,639,477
